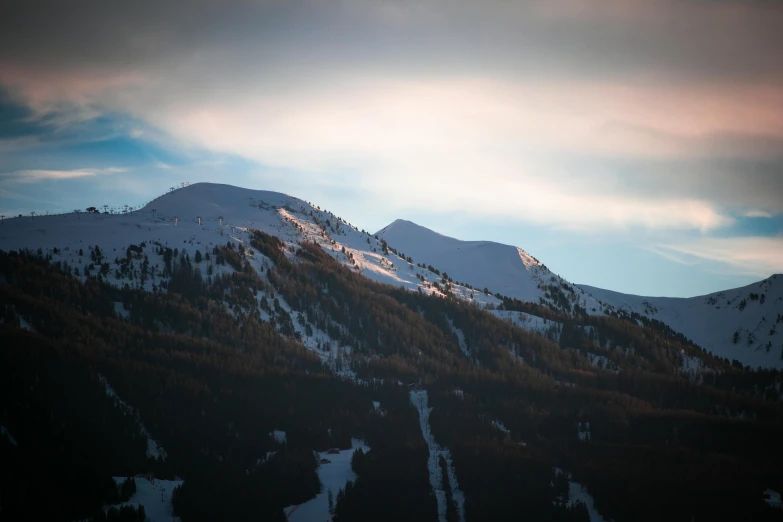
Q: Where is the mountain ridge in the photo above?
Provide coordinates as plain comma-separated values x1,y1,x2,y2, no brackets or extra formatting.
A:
375,215,783,369
1,181,780,368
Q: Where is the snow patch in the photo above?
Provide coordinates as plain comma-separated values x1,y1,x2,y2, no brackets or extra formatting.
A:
765,489,782,509
113,301,130,320
111,477,182,522
270,430,287,444
492,420,511,438
577,421,591,441
18,316,34,331
284,438,369,522
490,310,561,342
568,480,607,522
678,350,713,383
585,352,619,373
553,468,608,522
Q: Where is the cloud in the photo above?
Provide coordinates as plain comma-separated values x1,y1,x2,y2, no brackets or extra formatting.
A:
2,167,127,183
654,237,783,277
361,157,735,232
4,73,777,231
3,0,783,84
0,0,781,231
644,245,702,267
0,64,146,120
744,209,773,218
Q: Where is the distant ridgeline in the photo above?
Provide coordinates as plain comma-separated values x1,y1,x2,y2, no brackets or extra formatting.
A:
1,184,783,521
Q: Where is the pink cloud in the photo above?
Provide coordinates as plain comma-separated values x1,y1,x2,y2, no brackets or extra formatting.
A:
0,62,146,118
6,168,127,183
655,237,783,277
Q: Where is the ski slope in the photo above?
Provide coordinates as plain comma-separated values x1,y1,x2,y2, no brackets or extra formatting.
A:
284,438,369,522
410,390,466,522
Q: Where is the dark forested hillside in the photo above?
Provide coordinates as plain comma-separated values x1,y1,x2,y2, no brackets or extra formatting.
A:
2,233,783,521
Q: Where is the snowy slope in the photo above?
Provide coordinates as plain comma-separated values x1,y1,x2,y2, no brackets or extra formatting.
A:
0,183,498,307
580,276,783,369
284,438,369,522
377,220,546,301
0,182,509,378
376,219,604,315
488,310,562,343
553,468,607,522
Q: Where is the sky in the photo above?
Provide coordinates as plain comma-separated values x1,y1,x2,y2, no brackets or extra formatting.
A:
0,0,781,297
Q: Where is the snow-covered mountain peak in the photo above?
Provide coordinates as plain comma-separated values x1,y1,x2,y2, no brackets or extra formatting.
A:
377,219,543,272
375,218,603,315
376,219,545,299
143,182,298,218
141,182,308,227
0,182,505,311
379,219,449,239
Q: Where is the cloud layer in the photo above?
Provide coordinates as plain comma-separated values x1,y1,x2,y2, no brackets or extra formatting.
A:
654,237,783,278
5,167,126,182
1,0,781,236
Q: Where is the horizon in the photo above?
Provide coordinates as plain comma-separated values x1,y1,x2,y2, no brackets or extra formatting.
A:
1,0,782,297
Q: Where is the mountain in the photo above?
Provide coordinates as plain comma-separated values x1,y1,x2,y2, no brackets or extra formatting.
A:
3,182,783,522
580,276,783,369
377,219,547,302
2,181,779,369
2,181,780,369
0,183,500,308
376,219,605,316
376,219,783,369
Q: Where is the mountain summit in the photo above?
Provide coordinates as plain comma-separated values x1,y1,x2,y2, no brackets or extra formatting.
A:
377,219,549,303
